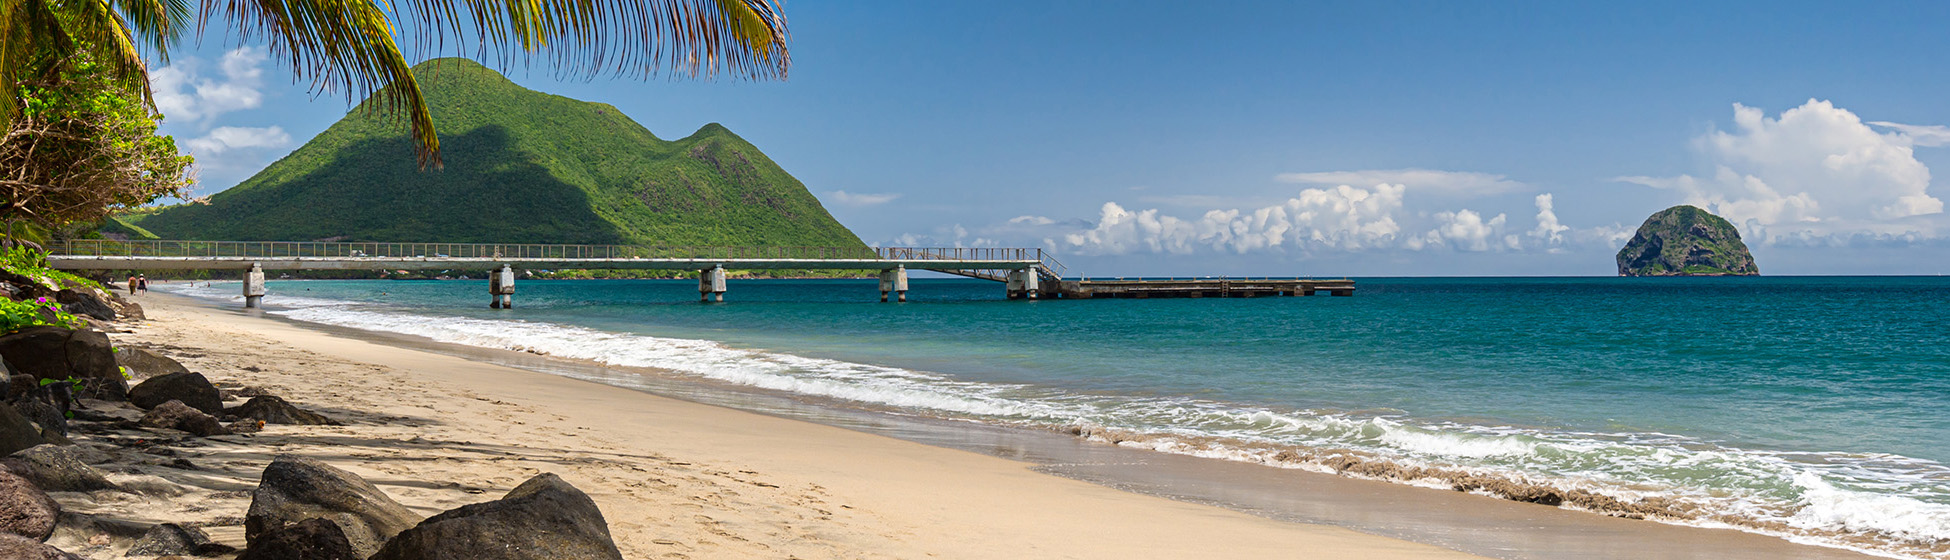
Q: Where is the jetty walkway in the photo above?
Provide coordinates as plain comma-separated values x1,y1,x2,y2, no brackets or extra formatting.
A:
47,240,1353,307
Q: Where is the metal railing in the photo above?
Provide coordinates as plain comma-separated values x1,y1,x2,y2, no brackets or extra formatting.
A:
54,239,1067,274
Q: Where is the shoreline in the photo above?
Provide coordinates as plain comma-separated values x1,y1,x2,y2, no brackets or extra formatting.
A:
140,290,1893,559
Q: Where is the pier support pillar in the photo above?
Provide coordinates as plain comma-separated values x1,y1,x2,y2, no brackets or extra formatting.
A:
489,264,516,308
242,263,265,308
699,265,726,302
1006,268,1040,300
879,266,908,302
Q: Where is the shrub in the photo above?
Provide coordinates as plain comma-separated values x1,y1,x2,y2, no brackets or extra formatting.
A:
0,295,84,334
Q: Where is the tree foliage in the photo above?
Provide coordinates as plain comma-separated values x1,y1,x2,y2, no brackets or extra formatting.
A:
1,54,192,239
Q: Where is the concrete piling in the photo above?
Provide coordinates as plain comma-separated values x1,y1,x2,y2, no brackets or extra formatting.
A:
879,265,908,302
1006,268,1040,300
699,265,726,302
243,263,266,308
489,264,516,308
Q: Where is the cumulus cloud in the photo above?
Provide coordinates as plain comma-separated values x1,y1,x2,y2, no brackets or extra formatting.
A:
1529,193,1570,244
184,126,291,154
1056,184,1407,255
1405,210,1513,252
1277,169,1525,196
1869,121,1950,148
150,47,269,126
1619,100,1945,242
826,190,901,206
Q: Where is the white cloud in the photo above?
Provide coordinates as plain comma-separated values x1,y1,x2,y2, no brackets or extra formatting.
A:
1869,121,1950,148
1529,193,1570,244
1277,169,1525,196
1008,215,1055,226
1620,100,1945,243
150,47,269,126
1057,184,1407,255
1406,209,1511,252
827,190,901,206
184,126,291,155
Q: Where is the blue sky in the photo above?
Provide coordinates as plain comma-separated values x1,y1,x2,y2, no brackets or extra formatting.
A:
149,1,1950,275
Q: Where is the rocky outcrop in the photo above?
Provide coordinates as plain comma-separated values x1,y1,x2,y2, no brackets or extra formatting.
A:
370,473,623,560
115,348,189,379
139,400,231,437
129,372,222,414
52,290,113,322
227,396,339,426
0,469,57,541
1,444,116,492
236,518,360,560
125,523,235,557
246,456,419,558
0,533,81,559
1616,205,1759,276
0,327,127,401
0,402,46,456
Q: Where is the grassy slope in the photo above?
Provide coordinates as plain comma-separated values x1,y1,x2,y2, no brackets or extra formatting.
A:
134,58,864,249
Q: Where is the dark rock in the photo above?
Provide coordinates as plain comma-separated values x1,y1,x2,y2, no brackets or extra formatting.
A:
0,533,82,559
1,444,116,492
1616,205,1760,276
140,401,230,437
0,270,53,301
246,456,418,558
236,518,358,560
129,372,222,414
53,290,113,322
371,473,623,560
0,469,57,541
115,348,189,379
10,398,65,437
125,523,235,557
227,419,265,434
226,396,338,426
4,374,28,400
0,402,43,456
0,327,127,401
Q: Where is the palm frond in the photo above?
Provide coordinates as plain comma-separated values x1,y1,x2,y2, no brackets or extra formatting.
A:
396,0,790,81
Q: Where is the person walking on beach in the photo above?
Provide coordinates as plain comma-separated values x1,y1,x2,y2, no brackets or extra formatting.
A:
126,275,137,294
136,275,148,293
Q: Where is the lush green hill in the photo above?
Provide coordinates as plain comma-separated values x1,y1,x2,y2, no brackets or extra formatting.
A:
132,58,863,249
1615,205,1759,276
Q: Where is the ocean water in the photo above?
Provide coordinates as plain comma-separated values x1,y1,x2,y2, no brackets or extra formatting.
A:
164,277,1950,558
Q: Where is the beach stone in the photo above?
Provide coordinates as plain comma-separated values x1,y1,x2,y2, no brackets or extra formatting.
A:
129,372,222,414
1,444,116,492
54,290,114,322
226,396,338,426
236,518,358,560
0,402,43,456
0,533,82,559
0,469,57,541
6,375,34,401
10,398,65,438
0,327,127,401
370,473,623,560
246,455,418,558
0,270,53,301
124,523,234,557
139,401,230,437
116,348,188,379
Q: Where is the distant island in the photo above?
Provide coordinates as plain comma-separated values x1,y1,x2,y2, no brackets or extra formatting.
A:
119,58,864,250
1615,205,1758,276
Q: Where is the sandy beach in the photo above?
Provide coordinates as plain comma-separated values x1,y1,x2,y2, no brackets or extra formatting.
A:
36,292,1499,559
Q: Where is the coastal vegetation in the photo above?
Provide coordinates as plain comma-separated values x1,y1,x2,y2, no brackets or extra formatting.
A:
1615,205,1759,276
129,58,866,250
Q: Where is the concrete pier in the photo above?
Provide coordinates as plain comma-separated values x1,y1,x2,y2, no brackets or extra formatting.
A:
879,266,908,302
243,263,265,308
488,264,516,308
699,265,726,302
1006,268,1041,300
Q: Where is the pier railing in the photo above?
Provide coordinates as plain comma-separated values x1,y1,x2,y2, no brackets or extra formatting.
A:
53,239,1066,274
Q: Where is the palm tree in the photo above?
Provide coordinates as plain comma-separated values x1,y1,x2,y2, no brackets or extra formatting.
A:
1,0,788,168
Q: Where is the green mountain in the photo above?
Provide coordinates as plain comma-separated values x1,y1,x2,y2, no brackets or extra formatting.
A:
131,58,863,248
1615,205,1759,276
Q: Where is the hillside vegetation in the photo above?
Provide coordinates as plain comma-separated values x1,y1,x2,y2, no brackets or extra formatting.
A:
130,58,864,249
1615,205,1759,276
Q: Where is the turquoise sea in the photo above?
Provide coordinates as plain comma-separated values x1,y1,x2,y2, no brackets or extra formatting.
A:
167,276,1950,558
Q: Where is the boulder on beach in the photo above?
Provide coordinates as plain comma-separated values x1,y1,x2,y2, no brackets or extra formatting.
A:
0,327,127,401
0,403,45,456
125,522,235,557
236,518,360,560
246,456,419,558
53,289,114,322
1,444,116,492
226,396,339,426
0,533,81,559
0,469,57,541
129,372,222,414
140,400,231,437
9,398,64,438
115,348,189,379
370,473,624,560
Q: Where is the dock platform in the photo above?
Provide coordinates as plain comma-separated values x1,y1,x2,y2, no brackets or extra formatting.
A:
1055,278,1354,299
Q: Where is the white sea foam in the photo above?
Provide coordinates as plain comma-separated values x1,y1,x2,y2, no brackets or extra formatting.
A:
159,283,1950,559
